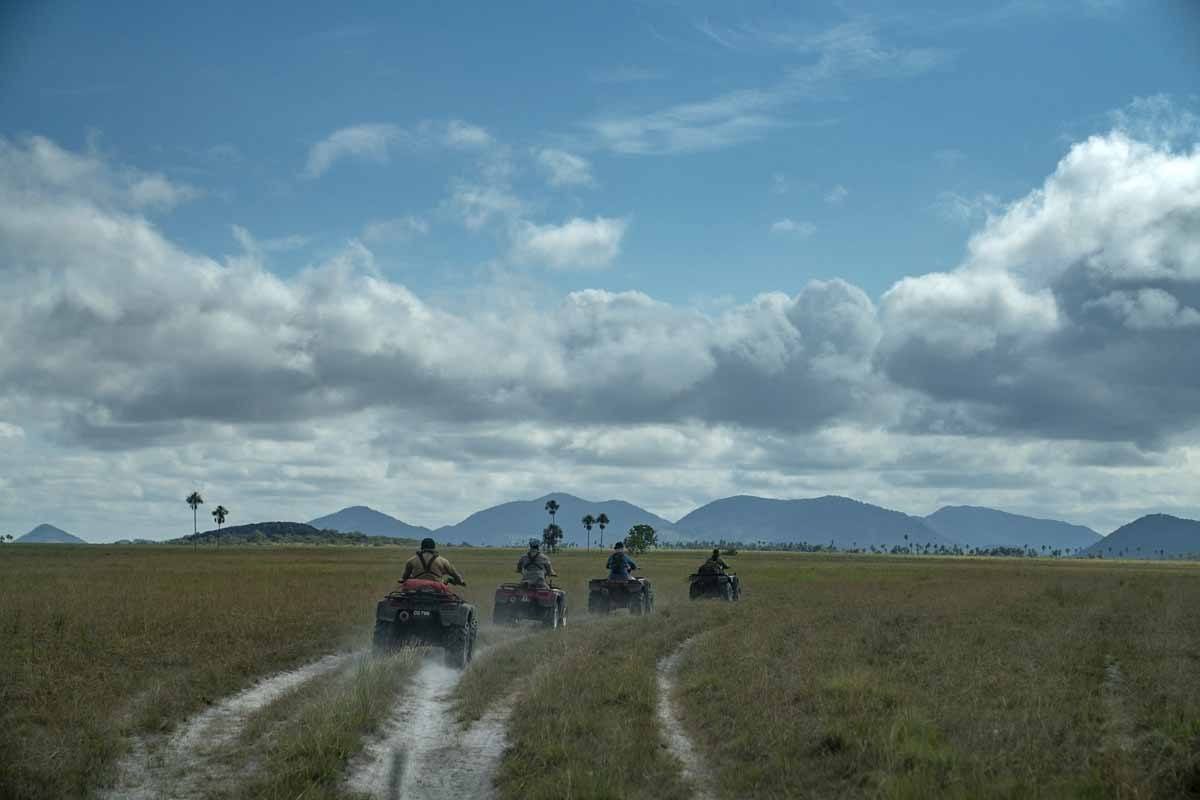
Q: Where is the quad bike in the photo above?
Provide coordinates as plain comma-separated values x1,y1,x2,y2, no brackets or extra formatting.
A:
587,574,655,615
688,571,741,601
372,577,479,668
492,581,567,629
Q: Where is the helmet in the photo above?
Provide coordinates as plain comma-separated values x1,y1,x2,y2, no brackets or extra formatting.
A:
613,541,624,550
528,538,541,549
420,537,436,551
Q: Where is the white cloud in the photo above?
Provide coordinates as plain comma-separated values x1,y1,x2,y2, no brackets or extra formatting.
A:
303,123,404,178
449,182,524,231
535,148,594,187
771,172,788,194
825,184,848,206
1087,289,1200,331
6,109,1200,539
933,190,1001,224
445,120,493,150
587,18,948,155
512,216,628,269
0,135,199,211
770,218,816,237
362,215,430,242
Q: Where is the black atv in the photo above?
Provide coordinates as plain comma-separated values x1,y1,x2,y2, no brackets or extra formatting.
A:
587,575,655,615
493,581,568,628
372,577,479,668
688,571,741,601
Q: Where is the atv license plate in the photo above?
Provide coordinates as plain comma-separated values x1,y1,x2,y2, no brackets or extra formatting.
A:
411,610,431,617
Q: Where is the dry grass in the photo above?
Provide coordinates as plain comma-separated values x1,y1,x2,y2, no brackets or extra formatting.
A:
4,545,1200,799
0,543,524,800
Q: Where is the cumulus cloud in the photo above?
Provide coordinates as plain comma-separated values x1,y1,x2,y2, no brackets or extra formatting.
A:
825,184,848,205
881,110,1200,444
0,135,199,211
512,216,627,268
535,148,594,187
5,106,1200,538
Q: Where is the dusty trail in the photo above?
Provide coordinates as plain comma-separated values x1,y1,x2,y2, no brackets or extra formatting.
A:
344,656,512,800
657,637,718,800
104,652,349,800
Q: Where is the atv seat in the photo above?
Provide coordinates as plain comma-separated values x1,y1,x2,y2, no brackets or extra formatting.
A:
394,578,461,598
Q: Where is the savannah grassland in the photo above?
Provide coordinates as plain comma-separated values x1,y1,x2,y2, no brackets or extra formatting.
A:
1,545,1199,799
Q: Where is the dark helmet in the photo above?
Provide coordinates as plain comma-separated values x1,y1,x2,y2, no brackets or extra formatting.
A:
712,548,721,558
528,538,541,550
613,541,624,550
420,537,436,551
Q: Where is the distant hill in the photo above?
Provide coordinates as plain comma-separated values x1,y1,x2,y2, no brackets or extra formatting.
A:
925,506,1100,551
434,492,680,547
1083,514,1200,559
16,524,86,544
170,521,419,547
676,495,951,549
308,506,431,538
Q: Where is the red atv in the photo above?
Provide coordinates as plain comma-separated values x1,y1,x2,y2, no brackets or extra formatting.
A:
373,578,478,668
492,582,567,628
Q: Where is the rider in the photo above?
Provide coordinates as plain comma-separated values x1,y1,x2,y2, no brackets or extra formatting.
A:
698,548,729,574
606,540,637,580
401,537,466,585
517,538,556,587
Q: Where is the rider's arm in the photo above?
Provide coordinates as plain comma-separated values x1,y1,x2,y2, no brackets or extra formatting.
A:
544,557,557,576
626,555,638,571
401,560,413,581
444,560,466,584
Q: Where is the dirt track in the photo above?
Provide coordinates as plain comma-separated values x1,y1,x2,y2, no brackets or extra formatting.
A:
657,636,718,800
344,655,512,800
103,652,349,800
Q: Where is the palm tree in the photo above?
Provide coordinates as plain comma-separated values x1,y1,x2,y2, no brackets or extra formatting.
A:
544,499,559,528
582,514,595,550
211,505,229,548
186,491,204,548
596,513,609,547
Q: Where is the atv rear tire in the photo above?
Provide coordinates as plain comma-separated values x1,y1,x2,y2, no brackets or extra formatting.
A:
720,582,733,602
544,602,560,629
444,615,478,669
630,592,646,616
493,605,510,627
588,591,607,614
372,620,394,652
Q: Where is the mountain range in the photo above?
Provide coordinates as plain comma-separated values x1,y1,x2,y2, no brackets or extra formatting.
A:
678,495,952,549
432,492,681,547
924,506,1100,551
11,496,1199,557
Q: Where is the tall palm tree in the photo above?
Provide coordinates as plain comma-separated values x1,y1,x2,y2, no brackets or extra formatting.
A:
544,499,559,528
596,513,609,547
211,505,229,548
186,491,204,550
582,514,595,550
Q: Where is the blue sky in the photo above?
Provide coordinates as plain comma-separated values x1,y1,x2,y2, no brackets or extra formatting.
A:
5,0,1195,301
2,1,1200,539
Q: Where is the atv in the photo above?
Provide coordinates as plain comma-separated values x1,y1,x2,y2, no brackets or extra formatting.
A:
587,575,655,615
372,577,479,668
688,571,741,601
492,581,567,628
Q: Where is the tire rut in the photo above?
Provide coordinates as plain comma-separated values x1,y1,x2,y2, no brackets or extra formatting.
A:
344,654,512,800
657,636,718,800
103,652,350,800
